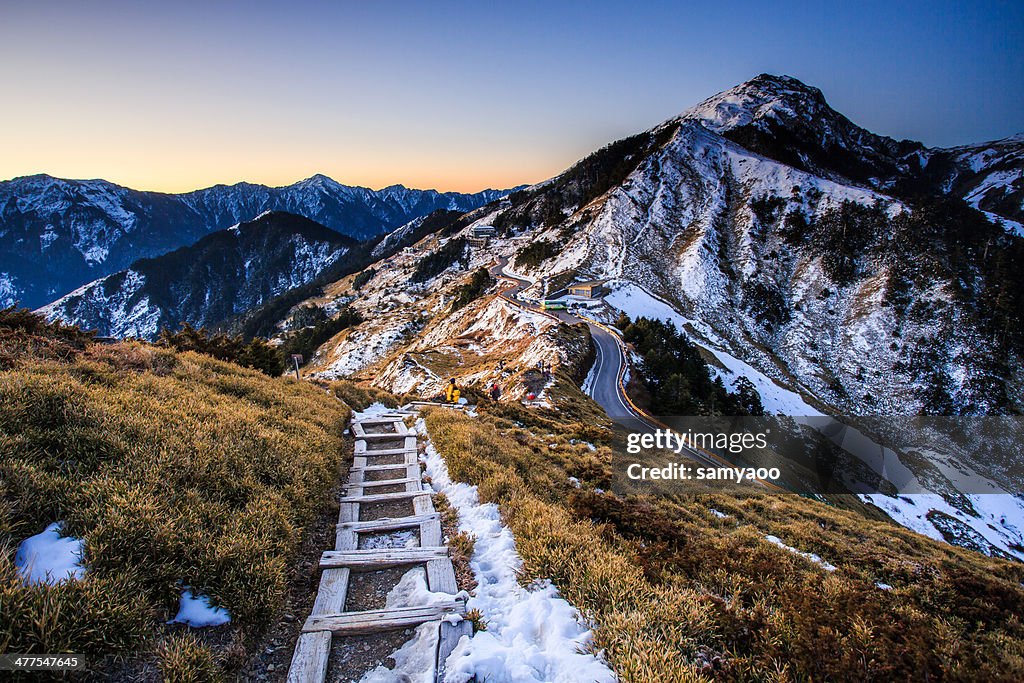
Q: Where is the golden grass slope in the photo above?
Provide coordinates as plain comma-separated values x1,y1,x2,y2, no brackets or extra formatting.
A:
0,327,350,668
424,404,1024,682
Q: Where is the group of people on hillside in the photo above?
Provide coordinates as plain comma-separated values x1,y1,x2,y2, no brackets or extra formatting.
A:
441,377,502,404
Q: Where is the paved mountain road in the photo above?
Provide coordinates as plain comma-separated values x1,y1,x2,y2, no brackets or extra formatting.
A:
487,258,769,478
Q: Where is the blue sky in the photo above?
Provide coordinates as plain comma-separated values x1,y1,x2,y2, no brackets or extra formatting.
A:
1,0,1021,191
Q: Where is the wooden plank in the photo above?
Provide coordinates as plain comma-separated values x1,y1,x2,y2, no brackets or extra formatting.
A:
335,525,358,551
354,417,407,426
358,431,409,440
320,546,447,569
311,568,350,614
288,564,350,681
354,436,417,453
355,444,417,457
419,519,442,547
413,495,435,516
302,600,465,634
348,469,365,484
287,631,331,683
343,476,420,490
425,558,458,594
407,401,465,410
350,462,418,473
343,490,428,504
435,619,473,683
338,502,358,525
338,513,437,534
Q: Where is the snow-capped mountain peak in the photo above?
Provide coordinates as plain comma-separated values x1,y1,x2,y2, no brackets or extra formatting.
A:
679,73,831,134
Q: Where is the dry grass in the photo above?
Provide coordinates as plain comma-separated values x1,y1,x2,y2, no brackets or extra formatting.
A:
424,406,1024,681
0,327,351,672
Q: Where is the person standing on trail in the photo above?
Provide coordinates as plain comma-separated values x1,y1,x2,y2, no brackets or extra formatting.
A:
445,378,457,403
490,383,501,402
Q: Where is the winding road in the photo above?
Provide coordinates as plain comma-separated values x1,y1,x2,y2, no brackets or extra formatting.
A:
489,258,659,434
488,258,774,479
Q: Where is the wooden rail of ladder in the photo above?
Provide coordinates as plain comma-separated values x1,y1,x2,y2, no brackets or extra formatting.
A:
287,411,471,682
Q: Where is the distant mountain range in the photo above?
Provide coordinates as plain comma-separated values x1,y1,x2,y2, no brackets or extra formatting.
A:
38,212,358,339
0,173,515,308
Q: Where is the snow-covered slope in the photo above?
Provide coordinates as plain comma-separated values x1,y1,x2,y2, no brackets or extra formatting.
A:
481,76,1022,416
677,73,1024,233
0,174,514,308
38,212,355,339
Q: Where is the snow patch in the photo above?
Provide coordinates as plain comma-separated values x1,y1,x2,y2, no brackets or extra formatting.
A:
169,588,231,627
415,419,616,683
14,522,87,585
764,535,837,572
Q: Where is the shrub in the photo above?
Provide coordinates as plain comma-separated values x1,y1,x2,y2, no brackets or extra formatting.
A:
411,238,468,283
513,240,559,270
352,268,376,291
450,268,493,311
158,324,285,376
281,307,363,365
158,633,222,682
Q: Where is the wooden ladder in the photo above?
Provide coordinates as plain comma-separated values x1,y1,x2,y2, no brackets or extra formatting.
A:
287,413,471,683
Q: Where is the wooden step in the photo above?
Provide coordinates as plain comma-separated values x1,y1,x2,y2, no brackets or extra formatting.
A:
356,437,417,455
344,477,420,490
351,461,419,472
436,620,473,683
354,446,418,457
342,490,428,504
302,600,466,635
357,431,411,440
337,514,439,534
354,417,408,426
407,401,465,410
320,546,448,569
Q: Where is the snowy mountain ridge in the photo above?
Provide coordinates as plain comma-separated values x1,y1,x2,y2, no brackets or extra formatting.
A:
676,74,1023,232
0,173,516,308
39,212,356,339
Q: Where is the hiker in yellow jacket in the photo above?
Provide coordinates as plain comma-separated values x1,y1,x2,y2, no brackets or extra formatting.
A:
445,378,460,403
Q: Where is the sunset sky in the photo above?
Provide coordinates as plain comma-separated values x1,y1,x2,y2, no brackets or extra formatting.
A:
2,1,1021,193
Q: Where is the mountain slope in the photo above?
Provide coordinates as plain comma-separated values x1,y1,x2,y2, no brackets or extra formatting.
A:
285,76,1024,417
38,212,357,339
680,73,1024,230
477,77,1023,416
0,174,514,308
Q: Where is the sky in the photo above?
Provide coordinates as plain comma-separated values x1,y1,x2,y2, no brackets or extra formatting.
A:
1,0,1021,193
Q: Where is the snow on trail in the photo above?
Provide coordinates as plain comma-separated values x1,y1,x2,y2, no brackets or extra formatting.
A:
415,418,616,683
360,568,457,683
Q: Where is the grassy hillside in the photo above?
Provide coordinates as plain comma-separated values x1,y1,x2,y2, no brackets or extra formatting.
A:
0,308,350,676
424,404,1024,682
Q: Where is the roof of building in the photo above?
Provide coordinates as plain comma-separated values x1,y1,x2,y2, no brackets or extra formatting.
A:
569,279,608,288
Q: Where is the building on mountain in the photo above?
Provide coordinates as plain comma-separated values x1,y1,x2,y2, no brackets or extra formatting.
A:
471,225,497,238
567,279,607,298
